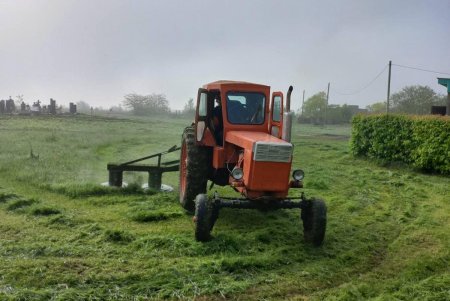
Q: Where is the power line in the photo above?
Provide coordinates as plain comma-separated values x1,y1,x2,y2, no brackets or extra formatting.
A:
333,64,388,96
392,63,450,76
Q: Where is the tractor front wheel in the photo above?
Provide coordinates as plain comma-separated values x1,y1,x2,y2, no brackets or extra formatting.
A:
179,126,209,212
194,194,215,242
301,198,327,246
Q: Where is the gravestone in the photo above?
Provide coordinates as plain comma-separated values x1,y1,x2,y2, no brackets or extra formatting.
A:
5,98,15,113
69,102,77,114
49,98,56,115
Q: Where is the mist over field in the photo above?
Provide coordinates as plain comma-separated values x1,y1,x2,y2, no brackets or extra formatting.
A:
1,0,449,110
0,1,449,300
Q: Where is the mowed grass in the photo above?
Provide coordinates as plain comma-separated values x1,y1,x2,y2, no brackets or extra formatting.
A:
0,115,448,300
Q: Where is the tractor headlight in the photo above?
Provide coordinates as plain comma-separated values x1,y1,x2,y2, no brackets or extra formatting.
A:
292,169,304,181
231,167,244,180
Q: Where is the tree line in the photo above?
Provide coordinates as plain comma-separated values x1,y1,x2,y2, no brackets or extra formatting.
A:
73,94,193,117
44,84,445,119
298,85,447,124
371,85,446,115
120,93,195,117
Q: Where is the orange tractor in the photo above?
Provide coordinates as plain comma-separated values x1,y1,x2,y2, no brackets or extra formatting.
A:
179,81,327,245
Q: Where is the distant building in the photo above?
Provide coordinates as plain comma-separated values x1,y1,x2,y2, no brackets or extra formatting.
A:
347,105,368,114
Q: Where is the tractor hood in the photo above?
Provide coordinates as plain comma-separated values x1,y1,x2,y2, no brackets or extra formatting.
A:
226,131,293,163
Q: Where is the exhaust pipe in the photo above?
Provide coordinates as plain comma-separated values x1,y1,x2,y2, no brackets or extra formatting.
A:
286,85,293,112
282,85,294,142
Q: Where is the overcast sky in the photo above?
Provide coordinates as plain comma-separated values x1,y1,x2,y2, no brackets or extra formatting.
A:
1,0,449,111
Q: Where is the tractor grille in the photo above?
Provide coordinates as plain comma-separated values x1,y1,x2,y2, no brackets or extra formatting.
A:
253,141,293,163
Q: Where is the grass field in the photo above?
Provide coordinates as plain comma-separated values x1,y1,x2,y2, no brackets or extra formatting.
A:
0,114,449,300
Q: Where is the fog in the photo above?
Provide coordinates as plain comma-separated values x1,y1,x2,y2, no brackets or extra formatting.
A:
1,0,449,111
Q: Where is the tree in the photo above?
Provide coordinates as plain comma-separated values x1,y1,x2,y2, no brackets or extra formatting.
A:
314,103,356,124
302,92,327,124
15,94,24,104
109,105,124,113
299,92,363,124
326,104,342,124
366,101,386,113
76,101,91,114
391,85,443,115
122,93,170,115
182,98,195,116
436,94,447,106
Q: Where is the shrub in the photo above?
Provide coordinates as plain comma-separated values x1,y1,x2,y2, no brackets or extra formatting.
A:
351,114,450,174
411,116,450,173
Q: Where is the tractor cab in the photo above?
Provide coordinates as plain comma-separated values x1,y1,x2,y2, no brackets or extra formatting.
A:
195,80,285,148
192,81,295,199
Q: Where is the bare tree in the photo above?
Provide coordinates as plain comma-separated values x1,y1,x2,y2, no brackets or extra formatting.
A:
123,93,170,115
182,98,195,116
76,101,91,114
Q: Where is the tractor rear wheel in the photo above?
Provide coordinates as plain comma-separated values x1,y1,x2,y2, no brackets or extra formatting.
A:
179,126,209,212
301,198,327,246
194,194,214,241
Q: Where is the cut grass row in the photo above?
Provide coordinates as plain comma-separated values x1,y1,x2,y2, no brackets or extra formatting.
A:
0,115,448,300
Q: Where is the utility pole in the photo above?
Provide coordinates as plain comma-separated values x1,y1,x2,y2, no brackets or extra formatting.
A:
301,89,305,115
387,60,392,114
325,82,330,126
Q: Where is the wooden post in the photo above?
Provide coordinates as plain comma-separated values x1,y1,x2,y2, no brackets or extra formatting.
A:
387,60,392,114
447,92,450,116
108,167,123,187
148,171,162,190
325,83,330,126
301,90,305,115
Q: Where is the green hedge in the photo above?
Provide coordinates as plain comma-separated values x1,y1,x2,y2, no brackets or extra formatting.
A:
351,114,450,174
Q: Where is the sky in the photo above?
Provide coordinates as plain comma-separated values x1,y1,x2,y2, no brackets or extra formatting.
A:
1,0,449,111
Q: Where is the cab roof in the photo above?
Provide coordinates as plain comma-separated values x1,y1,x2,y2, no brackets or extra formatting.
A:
203,80,270,90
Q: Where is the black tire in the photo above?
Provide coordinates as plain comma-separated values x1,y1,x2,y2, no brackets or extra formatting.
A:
179,126,209,212
194,194,213,242
210,204,220,231
301,198,327,246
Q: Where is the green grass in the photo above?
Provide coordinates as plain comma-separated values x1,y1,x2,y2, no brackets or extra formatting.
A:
0,115,448,300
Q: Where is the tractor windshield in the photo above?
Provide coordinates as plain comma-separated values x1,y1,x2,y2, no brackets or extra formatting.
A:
226,92,265,125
